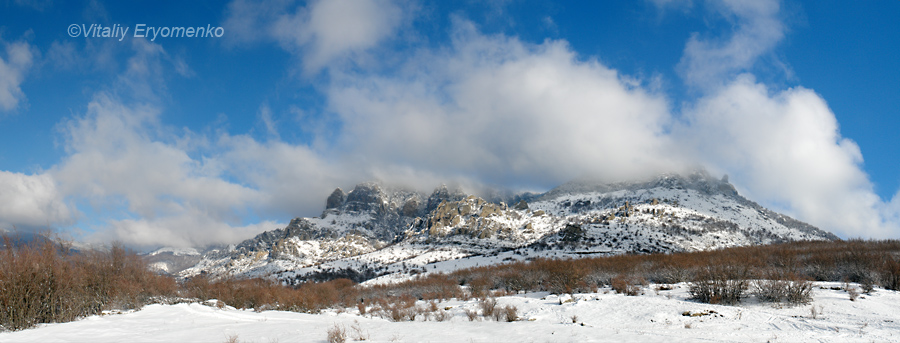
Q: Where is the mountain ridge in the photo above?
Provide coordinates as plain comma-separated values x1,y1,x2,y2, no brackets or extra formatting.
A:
179,170,837,282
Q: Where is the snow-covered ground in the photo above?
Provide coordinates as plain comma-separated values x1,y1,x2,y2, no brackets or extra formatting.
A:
3,282,898,342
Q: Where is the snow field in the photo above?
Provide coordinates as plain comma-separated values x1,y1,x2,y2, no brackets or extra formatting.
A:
3,281,898,342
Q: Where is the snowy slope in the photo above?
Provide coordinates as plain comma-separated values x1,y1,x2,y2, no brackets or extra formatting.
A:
181,171,836,283
3,281,897,343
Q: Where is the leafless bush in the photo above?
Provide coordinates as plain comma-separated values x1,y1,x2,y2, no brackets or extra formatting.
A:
326,323,346,343
0,235,176,331
434,309,450,322
756,273,813,305
350,320,369,341
754,279,788,303
689,266,749,305
465,309,479,321
861,278,875,294
501,305,519,322
784,279,813,305
611,275,644,296
479,297,497,318
846,285,859,301
387,305,405,322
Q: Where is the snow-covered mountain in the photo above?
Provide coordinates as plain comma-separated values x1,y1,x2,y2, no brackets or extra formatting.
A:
180,171,836,283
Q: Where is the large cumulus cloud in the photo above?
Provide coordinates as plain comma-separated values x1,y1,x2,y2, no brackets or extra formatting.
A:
327,22,684,189
680,75,898,238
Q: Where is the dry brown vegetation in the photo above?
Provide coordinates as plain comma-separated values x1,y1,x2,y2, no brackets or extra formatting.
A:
445,239,900,304
0,235,176,331
3,236,900,331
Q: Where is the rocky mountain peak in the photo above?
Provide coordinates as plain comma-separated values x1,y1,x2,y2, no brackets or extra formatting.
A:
325,188,346,210
426,184,467,213
343,182,387,213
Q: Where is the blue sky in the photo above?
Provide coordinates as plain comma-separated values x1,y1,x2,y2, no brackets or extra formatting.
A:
0,0,898,248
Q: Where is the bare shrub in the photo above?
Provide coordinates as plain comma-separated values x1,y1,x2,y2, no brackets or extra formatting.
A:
611,275,644,296
0,235,176,331
540,259,590,294
465,309,479,321
655,266,691,284
490,308,505,321
387,305,405,322
689,265,749,305
479,298,497,318
434,309,450,322
753,269,812,305
350,320,369,341
861,278,875,294
847,286,859,301
502,305,519,322
427,300,438,312
754,279,788,303
326,323,346,343
417,306,430,321
784,279,813,305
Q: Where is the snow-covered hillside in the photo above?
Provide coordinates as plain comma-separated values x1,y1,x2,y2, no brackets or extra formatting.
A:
3,281,896,342
143,247,203,275
180,171,836,283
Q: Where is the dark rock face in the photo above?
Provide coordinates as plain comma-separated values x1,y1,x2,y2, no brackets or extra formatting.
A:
514,200,529,210
402,198,420,217
345,183,387,213
326,188,345,209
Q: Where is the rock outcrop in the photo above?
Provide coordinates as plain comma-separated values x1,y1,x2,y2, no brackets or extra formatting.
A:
325,188,345,210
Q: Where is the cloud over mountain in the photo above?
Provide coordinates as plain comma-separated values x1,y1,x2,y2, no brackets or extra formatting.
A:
0,0,897,247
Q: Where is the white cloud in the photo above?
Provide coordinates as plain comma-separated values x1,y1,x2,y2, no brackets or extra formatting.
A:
326,22,684,188
257,104,280,139
0,40,34,112
50,91,358,248
655,1,899,238
216,133,355,218
0,171,72,231
676,0,785,89
224,0,406,72
92,214,284,249
33,33,365,248
680,75,897,238
54,93,265,220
